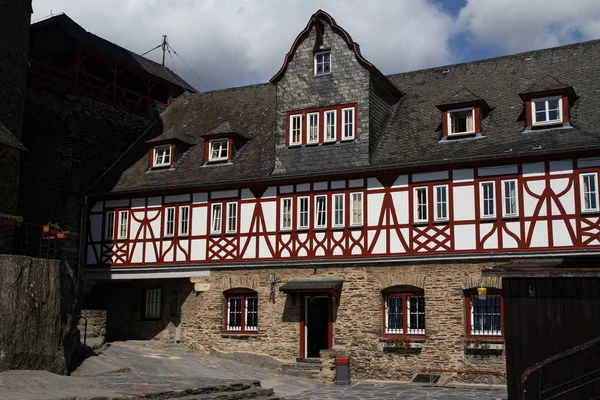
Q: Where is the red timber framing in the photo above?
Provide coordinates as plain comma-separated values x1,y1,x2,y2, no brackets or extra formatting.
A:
86,155,600,268
27,45,178,117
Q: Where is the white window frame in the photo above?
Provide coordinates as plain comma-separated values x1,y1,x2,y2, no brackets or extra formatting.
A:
289,114,302,146
448,107,476,136
209,139,229,162
104,211,115,240
406,295,426,335
469,293,503,336
153,145,171,167
314,51,331,76
342,107,355,140
280,198,293,231
179,206,189,236
581,172,599,213
532,96,563,126
227,202,238,234
298,196,310,230
145,288,162,319
315,195,327,229
414,187,428,223
117,210,128,240
350,192,363,226
211,203,222,234
384,295,404,335
433,185,448,221
244,295,259,331
325,110,336,142
307,112,319,144
164,206,175,237
332,193,344,228
502,179,519,217
480,181,496,218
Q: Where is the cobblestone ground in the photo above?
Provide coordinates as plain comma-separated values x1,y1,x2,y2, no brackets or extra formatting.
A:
0,341,507,399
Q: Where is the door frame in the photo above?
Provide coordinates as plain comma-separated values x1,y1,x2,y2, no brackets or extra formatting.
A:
300,294,333,358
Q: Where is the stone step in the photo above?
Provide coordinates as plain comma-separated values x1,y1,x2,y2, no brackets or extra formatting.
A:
173,387,275,399
295,357,320,363
280,363,320,371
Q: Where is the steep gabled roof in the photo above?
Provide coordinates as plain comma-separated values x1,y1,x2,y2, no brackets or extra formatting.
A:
0,121,26,151
31,14,196,92
201,121,253,139
519,75,576,100
91,34,600,195
270,10,401,97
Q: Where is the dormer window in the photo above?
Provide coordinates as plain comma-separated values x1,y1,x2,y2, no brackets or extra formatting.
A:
286,103,357,146
448,108,475,135
209,139,229,162
436,88,487,140
152,145,172,168
314,51,331,76
532,96,562,126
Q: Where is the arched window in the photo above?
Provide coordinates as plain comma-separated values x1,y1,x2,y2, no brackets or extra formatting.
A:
382,285,425,337
224,288,258,333
464,288,503,338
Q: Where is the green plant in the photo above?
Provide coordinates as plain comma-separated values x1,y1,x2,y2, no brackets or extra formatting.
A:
386,336,412,350
0,212,23,224
45,222,64,232
464,338,491,351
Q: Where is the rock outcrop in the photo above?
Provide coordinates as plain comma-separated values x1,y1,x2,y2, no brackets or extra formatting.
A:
0,255,80,374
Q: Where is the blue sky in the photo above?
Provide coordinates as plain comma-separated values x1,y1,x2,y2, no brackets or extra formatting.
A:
31,0,600,91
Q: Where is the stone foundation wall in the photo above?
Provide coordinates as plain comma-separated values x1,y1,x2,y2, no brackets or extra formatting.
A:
107,261,506,383
80,309,107,337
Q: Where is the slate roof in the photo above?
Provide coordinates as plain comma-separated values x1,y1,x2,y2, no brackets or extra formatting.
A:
31,14,196,92
93,83,275,193
92,38,600,195
0,121,26,151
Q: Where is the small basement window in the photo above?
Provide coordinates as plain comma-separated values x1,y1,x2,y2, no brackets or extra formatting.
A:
532,96,562,126
209,139,229,162
153,145,171,167
314,51,331,76
448,108,475,135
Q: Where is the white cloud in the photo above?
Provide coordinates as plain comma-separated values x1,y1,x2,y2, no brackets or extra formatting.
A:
32,0,457,91
458,0,600,53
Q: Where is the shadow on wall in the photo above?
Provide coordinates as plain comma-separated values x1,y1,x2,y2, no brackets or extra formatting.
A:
281,294,301,323
83,279,193,342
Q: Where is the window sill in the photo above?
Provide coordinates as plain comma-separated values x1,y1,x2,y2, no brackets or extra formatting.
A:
313,72,332,78
331,226,345,231
323,140,337,145
479,217,496,223
209,233,222,237
288,144,302,148
340,138,355,142
221,332,263,339
314,227,327,232
279,229,293,234
433,219,449,225
305,142,319,147
380,337,426,343
581,210,600,216
447,131,477,138
296,228,309,232
349,224,364,229
501,215,519,220
225,232,237,236
412,221,428,227
523,122,572,133
150,164,172,170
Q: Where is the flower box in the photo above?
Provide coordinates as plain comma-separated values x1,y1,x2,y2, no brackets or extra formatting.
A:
0,213,23,227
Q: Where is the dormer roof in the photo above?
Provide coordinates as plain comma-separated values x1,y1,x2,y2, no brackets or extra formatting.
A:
201,121,253,140
270,10,401,98
519,75,576,100
436,88,490,111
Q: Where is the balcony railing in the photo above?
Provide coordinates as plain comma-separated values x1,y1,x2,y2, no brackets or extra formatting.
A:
0,222,60,259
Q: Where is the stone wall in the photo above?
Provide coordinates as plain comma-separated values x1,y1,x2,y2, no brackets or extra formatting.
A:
0,255,80,374
17,88,151,266
103,261,507,383
80,309,107,337
0,0,31,251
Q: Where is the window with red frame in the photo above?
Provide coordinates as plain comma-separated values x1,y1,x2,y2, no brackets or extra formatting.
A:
382,286,425,337
465,288,503,338
224,289,258,332
286,104,357,146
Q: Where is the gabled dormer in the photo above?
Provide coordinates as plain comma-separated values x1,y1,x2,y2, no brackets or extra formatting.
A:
519,76,576,131
146,127,193,170
201,121,252,165
269,10,401,174
436,88,490,140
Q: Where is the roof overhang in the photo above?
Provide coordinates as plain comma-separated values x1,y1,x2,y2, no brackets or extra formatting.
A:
280,277,344,301
482,259,600,278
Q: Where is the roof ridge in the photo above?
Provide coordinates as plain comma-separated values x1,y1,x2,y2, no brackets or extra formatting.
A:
386,38,600,78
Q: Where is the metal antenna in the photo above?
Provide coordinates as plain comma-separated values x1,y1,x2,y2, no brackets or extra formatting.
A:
161,35,168,66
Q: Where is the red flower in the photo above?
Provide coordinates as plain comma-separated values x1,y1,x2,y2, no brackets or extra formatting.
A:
404,345,409,350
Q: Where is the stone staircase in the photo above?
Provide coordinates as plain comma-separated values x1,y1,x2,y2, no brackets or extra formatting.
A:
171,380,283,400
278,358,321,379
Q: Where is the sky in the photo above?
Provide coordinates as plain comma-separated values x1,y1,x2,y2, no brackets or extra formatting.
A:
31,0,600,92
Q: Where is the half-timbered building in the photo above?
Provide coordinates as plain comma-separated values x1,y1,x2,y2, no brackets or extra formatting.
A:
83,10,600,383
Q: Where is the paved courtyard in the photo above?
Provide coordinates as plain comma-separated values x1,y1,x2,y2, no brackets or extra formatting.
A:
0,341,507,399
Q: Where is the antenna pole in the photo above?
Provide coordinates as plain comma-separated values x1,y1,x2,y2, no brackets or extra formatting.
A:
161,35,168,66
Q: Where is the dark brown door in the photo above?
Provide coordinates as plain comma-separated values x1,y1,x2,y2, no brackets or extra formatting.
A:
306,296,329,358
